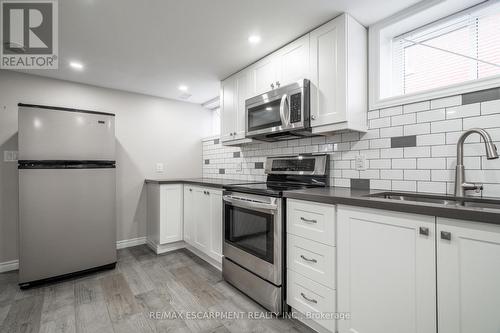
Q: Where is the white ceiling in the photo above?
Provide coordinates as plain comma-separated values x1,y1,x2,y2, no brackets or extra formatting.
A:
18,0,421,104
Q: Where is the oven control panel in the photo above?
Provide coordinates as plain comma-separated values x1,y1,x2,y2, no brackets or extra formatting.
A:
290,93,302,123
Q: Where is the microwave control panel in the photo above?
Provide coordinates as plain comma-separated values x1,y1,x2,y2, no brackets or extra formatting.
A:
290,93,302,123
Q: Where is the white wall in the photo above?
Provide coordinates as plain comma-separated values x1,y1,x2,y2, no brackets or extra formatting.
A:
0,70,213,263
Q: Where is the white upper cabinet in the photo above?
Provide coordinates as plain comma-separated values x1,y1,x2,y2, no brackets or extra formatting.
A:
220,70,252,145
309,14,367,133
437,218,500,333
275,34,310,87
337,205,437,333
220,13,368,144
249,56,278,96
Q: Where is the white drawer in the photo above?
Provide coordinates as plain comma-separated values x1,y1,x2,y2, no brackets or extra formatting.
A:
287,199,336,246
287,234,336,289
287,269,336,332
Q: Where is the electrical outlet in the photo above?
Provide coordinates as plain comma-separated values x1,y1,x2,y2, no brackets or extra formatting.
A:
355,154,367,171
3,150,18,162
156,163,164,173
236,162,243,172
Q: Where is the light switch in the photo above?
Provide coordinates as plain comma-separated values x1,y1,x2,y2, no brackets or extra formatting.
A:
156,163,164,173
355,154,367,171
236,162,243,172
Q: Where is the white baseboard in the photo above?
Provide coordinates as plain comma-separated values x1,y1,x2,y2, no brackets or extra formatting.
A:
0,260,19,273
0,237,148,273
116,236,147,249
147,240,186,254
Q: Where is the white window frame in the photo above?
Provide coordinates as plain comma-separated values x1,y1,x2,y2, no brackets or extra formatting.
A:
369,0,500,109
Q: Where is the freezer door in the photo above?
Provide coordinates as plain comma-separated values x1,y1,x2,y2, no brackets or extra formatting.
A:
18,106,115,161
19,168,116,284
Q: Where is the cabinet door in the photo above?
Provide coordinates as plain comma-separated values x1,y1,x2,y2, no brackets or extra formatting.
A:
337,205,436,333
220,77,237,143
249,56,277,96
193,188,210,253
183,186,194,245
276,34,310,86
309,15,347,127
437,218,500,333
234,71,249,140
159,185,183,244
208,189,223,262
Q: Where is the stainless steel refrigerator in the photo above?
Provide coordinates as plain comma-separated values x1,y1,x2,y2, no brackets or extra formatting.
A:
18,103,117,288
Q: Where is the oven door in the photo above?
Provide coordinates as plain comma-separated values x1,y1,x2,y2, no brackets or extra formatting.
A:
223,192,282,285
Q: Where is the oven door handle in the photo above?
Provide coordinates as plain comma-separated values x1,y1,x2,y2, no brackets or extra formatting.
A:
223,195,278,213
279,93,289,127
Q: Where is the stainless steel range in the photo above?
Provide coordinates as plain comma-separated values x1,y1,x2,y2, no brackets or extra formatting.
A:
222,154,329,314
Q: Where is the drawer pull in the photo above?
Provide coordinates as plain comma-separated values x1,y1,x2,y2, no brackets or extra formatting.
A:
300,255,317,263
300,217,317,224
300,292,318,304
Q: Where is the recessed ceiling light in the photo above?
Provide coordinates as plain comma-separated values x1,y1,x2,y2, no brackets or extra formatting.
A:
69,61,84,70
178,85,188,92
248,35,261,44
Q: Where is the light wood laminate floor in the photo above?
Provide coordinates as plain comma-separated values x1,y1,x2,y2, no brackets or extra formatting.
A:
0,246,315,333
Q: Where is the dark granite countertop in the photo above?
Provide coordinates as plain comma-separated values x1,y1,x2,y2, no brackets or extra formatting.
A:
283,187,500,225
144,178,261,189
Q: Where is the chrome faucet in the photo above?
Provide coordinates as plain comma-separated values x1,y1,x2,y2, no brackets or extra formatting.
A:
455,128,499,197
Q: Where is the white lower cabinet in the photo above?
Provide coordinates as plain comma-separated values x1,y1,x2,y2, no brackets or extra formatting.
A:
147,184,184,253
337,205,437,333
183,185,223,264
437,217,500,333
287,199,337,333
148,183,223,265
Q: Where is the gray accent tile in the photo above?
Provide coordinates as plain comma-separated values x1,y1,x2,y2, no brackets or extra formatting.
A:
462,88,500,105
255,162,264,169
204,159,209,165
391,135,417,148
219,168,225,174
351,178,370,190
233,152,240,158
213,139,219,144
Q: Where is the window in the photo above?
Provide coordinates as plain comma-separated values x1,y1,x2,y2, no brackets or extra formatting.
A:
370,0,500,109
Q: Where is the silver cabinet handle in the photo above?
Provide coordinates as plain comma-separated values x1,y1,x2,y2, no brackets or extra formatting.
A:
300,217,317,224
270,83,275,89
300,255,317,263
419,227,429,236
311,115,316,120
441,231,451,240
300,292,317,304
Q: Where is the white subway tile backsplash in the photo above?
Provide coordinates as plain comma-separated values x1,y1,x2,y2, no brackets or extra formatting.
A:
463,114,500,129
430,95,461,109
204,93,500,198
431,119,462,133
369,117,391,128
404,123,430,136
481,99,500,115
446,103,480,119
392,158,417,169
417,133,446,146
380,105,403,117
392,180,417,192
416,109,445,123
403,101,431,113
392,113,416,126
418,181,447,194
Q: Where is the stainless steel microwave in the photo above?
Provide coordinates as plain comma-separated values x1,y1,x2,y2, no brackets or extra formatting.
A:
245,79,312,141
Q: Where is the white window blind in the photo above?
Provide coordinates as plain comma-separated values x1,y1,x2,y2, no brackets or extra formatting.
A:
392,2,500,96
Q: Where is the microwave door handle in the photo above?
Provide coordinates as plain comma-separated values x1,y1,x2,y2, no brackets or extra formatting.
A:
279,94,289,127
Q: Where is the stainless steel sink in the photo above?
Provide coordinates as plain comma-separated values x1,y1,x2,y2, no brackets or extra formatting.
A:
366,192,500,211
